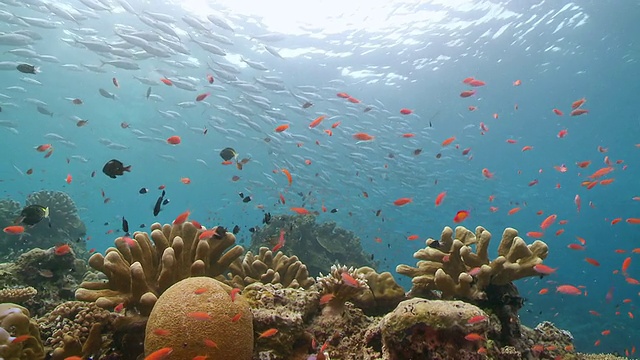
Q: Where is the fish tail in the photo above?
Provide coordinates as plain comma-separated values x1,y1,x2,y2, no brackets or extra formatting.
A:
124,165,132,172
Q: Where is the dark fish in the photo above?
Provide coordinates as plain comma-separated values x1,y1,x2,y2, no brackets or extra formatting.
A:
0,106,2,112
238,192,244,198
153,194,163,216
139,187,148,194
363,106,372,112
435,153,442,159
19,205,49,226
330,208,338,213
146,86,151,99
413,149,422,156
220,147,238,161
249,227,256,233
102,159,131,179
104,222,109,226
371,254,374,260
162,199,169,205
17,64,37,74
376,209,381,217
232,225,240,234
122,217,129,235
139,223,146,228
262,212,271,224
214,226,226,238
264,137,271,143
429,121,432,127
242,196,252,203
427,240,441,249
302,101,313,109
388,153,395,159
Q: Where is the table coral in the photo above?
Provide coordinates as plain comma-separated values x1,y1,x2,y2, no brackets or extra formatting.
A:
0,303,45,360
396,225,548,300
145,276,253,360
75,222,243,315
225,246,315,290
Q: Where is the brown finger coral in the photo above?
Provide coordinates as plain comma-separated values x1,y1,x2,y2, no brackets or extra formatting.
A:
75,222,243,315
224,247,315,290
0,303,45,360
396,225,548,300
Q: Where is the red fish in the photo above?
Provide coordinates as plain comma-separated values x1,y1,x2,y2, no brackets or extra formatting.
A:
435,192,446,206
453,210,469,223
464,333,485,341
441,136,456,146
281,168,292,185
557,129,568,138
258,328,279,339
460,90,476,98
275,124,289,132
207,74,214,83
230,287,241,302
353,132,375,141
533,264,556,275
393,198,412,206
160,78,173,86
54,244,71,256
556,285,582,295
173,210,190,225
570,108,589,116
166,136,181,145
3,225,24,234
482,168,494,178
290,207,310,215
195,92,210,101
341,272,359,287
540,214,557,230
468,79,485,87
65,174,72,184
571,97,586,109
399,108,413,115
187,312,211,320
553,108,563,116
272,229,286,252
145,348,173,360
309,115,325,128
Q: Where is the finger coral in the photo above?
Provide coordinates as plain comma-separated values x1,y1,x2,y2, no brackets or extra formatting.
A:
316,264,369,316
75,222,243,315
224,246,315,290
0,303,45,360
396,226,548,300
352,267,405,316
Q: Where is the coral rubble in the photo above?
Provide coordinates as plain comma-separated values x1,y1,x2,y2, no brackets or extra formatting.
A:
75,222,243,315
145,277,253,359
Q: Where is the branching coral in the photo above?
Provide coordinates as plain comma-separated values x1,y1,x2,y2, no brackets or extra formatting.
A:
396,226,548,300
316,264,369,316
25,191,87,250
352,267,405,316
0,303,45,360
75,222,243,315
224,247,315,290
37,301,115,352
0,287,37,303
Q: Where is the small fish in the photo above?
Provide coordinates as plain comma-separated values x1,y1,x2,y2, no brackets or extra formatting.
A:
258,328,279,339
166,135,181,145
17,64,38,74
139,187,148,194
232,225,240,234
174,210,190,225
162,198,170,205
453,210,470,223
146,87,152,99
219,147,238,161
17,205,49,226
102,159,131,179
393,198,412,206
3,225,25,234
242,196,252,203
330,208,338,213
262,212,271,224
144,347,173,360
122,217,129,235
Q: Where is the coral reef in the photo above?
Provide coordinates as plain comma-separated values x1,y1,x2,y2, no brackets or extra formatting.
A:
396,225,548,300
0,303,45,360
352,266,406,316
0,247,85,316
380,298,490,359
145,277,253,360
224,246,315,290
243,282,319,359
75,221,243,315
248,214,375,276
316,264,369,317
0,287,37,303
37,301,116,354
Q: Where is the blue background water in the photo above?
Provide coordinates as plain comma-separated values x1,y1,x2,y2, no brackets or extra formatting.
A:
0,0,638,355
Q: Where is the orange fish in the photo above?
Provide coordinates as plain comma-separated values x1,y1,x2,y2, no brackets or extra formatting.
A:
258,328,279,339
467,315,487,324
65,174,72,184
540,214,557,230
174,210,191,225
507,207,521,215
526,231,544,238
521,145,533,152
393,197,412,206
347,97,360,103
399,108,413,115
571,97,586,109
533,264,556,275
231,313,242,322
482,168,494,178
281,168,292,185
319,293,335,305
160,78,173,86
460,90,476,98
453,210,469,223
538,288,549,295
588,167,614,179
152,329,171,336
568,244,585,251
193,288,207,295
353,132,375,141
464,333,484,341
556,285,582,295
341,272,359,287
331,121,341,128
203,339,218,348
308,115,325,128
187,312,211,320
435,192,446,206
192,356,208,360
622,257,631,273
11,335,31,344
576,160,591,168
275,124,289,132
166,135,181,145
54,244,71,256
599,178,615,185
144,347,173,360
627,218,640,224
3,225,25,234
407,235,419,241
553,108,563,116
180,177,191,184
441,136,456,146
290,207,310,215
35,144,52,152
230,288,241,302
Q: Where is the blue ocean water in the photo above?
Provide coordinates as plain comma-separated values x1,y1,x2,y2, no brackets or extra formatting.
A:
0,0,638,356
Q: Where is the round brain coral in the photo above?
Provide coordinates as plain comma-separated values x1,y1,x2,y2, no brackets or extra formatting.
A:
145,277,253,359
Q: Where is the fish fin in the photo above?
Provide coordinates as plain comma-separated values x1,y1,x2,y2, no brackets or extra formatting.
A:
44,207,49,218
124,165,132,172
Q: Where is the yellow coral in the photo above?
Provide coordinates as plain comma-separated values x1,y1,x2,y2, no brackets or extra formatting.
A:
0,287,37,303
396,226,548,300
